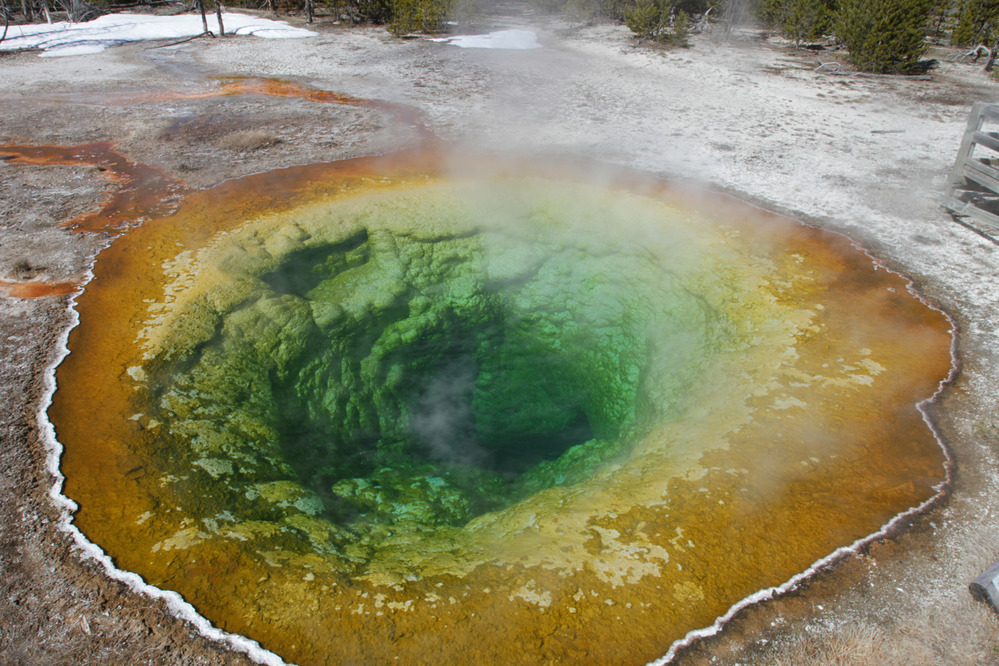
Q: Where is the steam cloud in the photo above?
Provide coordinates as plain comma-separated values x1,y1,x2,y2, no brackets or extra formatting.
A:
407,356,490,467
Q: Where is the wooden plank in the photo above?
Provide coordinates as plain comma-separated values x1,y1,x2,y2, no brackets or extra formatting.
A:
941,195,967,215
950,102,988,187
962,204,999,231
941,195,978,217
980,104,999,123
944,103,999,233
962,160,999,192
943,196,999,231
973,130,999,154
971,559,999,613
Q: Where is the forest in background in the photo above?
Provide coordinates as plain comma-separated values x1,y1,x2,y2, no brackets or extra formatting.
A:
2,0,999,75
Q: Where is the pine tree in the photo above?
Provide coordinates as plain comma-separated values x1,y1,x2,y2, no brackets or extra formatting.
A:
836,0,933,73
758,0,834,47
952,0,999,47
388,0,452,35
783,0,825,46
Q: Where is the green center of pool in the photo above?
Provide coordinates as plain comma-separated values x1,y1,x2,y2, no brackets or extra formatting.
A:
139,179,731,568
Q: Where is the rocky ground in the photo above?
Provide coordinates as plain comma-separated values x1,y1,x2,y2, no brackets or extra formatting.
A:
3,7,999,665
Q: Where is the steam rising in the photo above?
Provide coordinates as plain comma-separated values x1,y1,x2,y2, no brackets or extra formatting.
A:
408,356,488,468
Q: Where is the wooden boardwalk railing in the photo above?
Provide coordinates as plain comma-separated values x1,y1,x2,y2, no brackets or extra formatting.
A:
943,101,999,232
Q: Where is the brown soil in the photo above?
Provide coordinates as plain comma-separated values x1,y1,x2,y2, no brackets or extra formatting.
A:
0,168,252,666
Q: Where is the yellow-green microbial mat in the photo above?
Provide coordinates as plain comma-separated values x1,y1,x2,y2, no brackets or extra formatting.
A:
50,153,953,665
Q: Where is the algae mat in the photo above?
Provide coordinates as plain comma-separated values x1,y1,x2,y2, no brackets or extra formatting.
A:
49,150,953,665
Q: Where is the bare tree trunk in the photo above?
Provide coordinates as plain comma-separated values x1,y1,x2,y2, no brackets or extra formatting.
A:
1,1,8,44
20,0,31,22
305,0,313,23
933,7,947,39
197,0,209,33
215,0,224,35
40,0,52,23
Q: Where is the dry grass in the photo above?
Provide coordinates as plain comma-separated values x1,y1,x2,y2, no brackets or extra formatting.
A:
11,258,34,279
218,130,281,152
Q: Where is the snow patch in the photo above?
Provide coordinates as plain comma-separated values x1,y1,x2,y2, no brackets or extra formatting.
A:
0,13,316,57
431,29,541,50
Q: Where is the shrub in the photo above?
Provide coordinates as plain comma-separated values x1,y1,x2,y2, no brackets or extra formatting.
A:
759,0,834,46
535,0,710,26
624,0,691,44
625,0,667,39
352,0,396,24
388,0,453,35
836,0,933,73
672,8,690,45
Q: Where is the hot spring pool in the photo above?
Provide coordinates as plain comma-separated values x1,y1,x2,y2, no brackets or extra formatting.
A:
49,150,953,665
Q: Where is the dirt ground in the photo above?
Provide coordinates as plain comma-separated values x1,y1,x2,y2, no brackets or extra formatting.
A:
3,8,999,665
